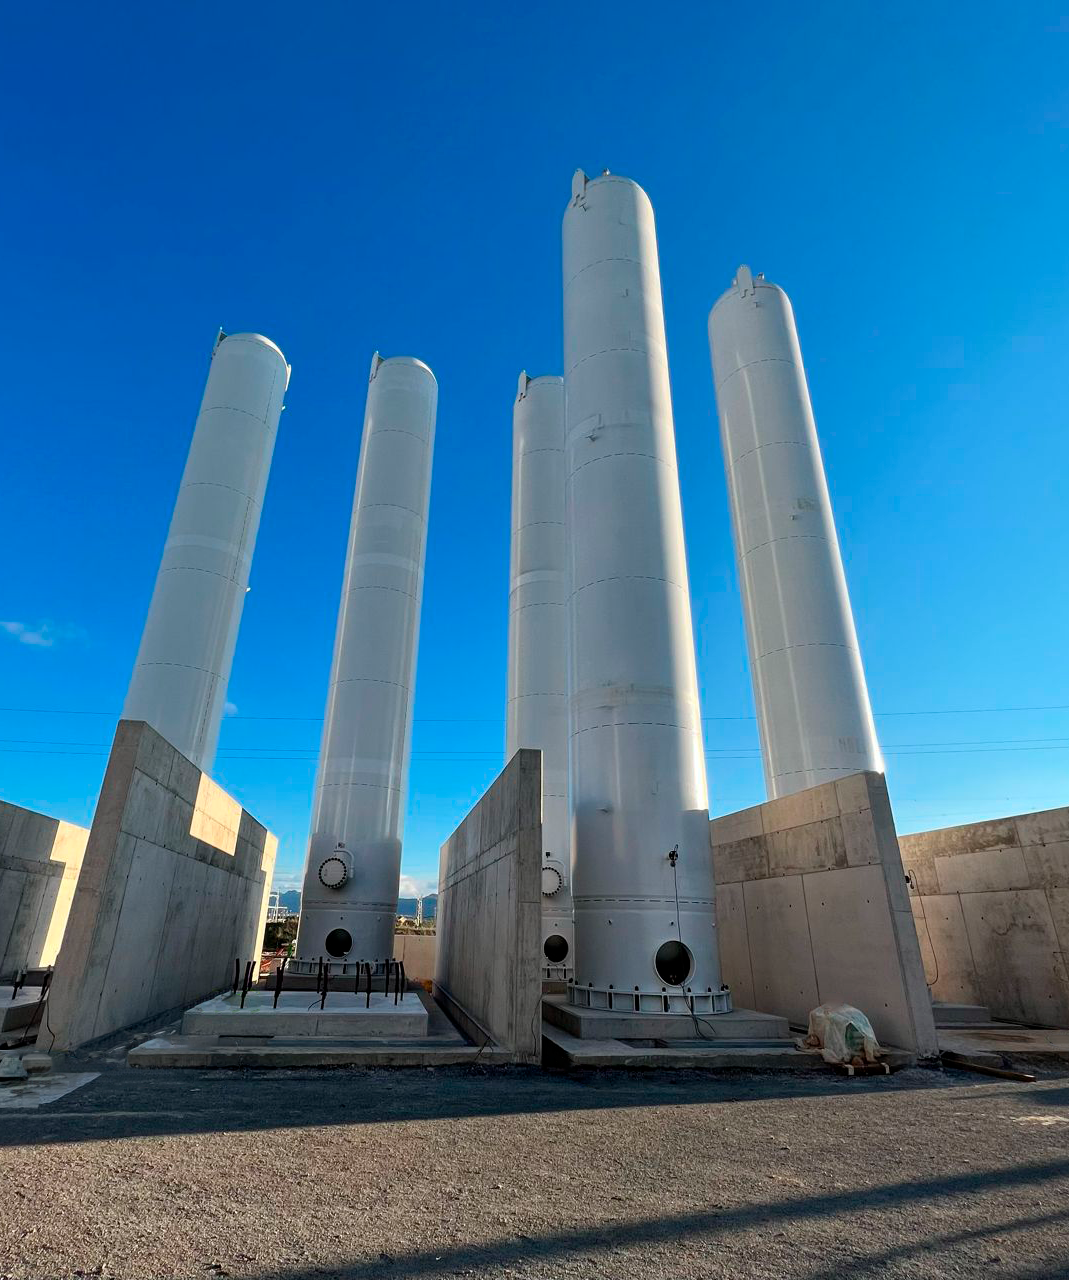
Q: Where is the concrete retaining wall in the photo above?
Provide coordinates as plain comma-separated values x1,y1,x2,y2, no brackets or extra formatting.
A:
711,771,937,1056
393,932,436,982
0,802,89,978
434,749,541,1063
900,805,1069,1026
42,720,277,1051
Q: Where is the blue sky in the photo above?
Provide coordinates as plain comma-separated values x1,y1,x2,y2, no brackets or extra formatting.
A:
2,4,1068,895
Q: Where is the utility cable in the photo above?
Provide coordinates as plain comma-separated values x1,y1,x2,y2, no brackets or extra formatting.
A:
667,850,726,1043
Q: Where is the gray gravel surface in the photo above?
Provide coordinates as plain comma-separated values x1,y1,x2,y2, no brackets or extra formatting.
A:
2,1062,1069,1279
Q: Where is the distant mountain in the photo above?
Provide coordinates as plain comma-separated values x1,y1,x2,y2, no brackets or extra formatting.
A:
397,893,437,920
274,889,437,920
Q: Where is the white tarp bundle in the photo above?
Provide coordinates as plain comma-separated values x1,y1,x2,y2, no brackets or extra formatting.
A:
804,1003,884,1065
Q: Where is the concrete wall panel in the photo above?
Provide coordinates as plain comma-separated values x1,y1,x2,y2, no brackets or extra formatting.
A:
1014,807,1069,848
711,771,938,1055
713,881,753,1009
41,721,276,1052
0,802,88,978
1022,843,1069,891
394,932,437,982
434,750,541,1063
743,875,819,1027
935,847,1031,895
804,863,920,1049
909,894,982,1004
901,803,1069,1026
958,890,1069,1027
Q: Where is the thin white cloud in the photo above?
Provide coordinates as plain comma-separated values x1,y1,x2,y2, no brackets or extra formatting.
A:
398,873,437,898
0,620,85,648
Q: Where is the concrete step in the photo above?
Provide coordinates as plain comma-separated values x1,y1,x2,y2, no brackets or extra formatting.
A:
932,1002,994,1027
543,993,791,1043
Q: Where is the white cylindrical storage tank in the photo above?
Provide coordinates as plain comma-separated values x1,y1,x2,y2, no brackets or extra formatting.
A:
563,170,727,1014
295,353,437,966
506,372,573,979
709,266,883,797
122,331,289,770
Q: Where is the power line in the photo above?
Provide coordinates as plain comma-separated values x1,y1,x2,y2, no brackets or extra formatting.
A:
8,732,1069,753
6,743,1069,762
2,702,1069,722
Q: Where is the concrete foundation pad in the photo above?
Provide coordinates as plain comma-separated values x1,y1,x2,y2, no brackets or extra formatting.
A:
0,992,46,1035
0,1072,98,1109
939,1026,1069,1066
129,1035,508,1068
540,1023,910,1070
542,994,791,1042
180,991,428,1038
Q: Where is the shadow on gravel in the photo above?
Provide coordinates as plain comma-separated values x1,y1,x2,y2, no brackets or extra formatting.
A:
231,1159,1069,1280
0,1065,975,1149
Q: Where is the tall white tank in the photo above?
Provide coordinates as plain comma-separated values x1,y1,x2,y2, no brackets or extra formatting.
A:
506,372,573,978
122,331,289,770
295,354,437,965
708,266,883,797
563,170,727,1014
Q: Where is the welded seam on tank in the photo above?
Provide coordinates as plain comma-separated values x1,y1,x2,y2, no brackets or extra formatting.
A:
328,676,410,691
132,660,216,675
368,427,430,445
159,565,243,584
563,256,642,288
571,718,699,736
567,451,674,480
199,404,271,424
356,501,427,522
565,345,664,376
180,480,262,501
342,584,419,600
513,520,564,529
316,781,401,793
519,447,563,457
570,574,687,598
714,356,795,391
727,438,811,469
772,766,861,782
756,640,860,660
740,533,830,559
572,895,715,906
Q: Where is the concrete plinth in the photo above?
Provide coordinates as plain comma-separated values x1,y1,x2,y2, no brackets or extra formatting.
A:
130,988,480,1068
181,991,428,1039
542,994,790,1043
0,992,46,1036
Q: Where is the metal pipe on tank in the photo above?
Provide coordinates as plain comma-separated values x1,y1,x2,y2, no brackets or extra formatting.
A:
708,266,883,797
563,170,728,1015
121,330,289,770
295,353,437,966
506,372,573,978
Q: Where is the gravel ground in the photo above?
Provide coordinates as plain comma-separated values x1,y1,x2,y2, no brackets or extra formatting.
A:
2,1060,1069,1280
